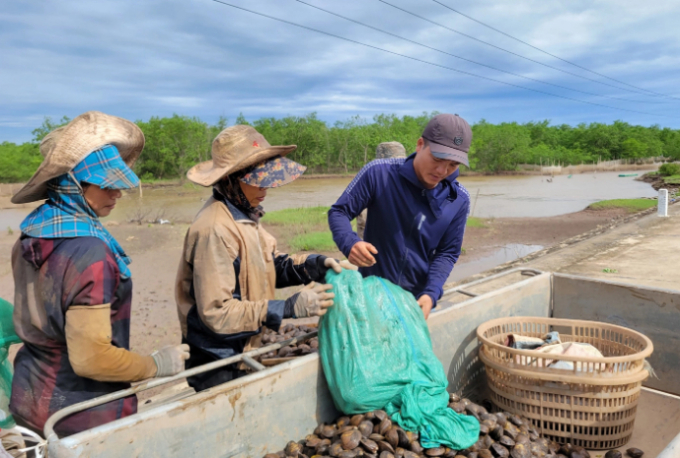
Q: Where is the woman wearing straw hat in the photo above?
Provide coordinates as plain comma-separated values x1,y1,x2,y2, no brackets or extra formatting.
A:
176,125,349,391
9,111,190,437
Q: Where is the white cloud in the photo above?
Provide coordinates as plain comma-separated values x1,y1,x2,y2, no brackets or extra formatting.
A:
0,0,679,143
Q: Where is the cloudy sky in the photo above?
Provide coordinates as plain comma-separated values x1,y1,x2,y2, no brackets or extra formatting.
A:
1,0,679,143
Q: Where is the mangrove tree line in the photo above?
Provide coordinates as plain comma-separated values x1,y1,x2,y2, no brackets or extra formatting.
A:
1,112,679,182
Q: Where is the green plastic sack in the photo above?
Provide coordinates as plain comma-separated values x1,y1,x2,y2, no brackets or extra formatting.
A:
319,271,479,450
0,298,20,429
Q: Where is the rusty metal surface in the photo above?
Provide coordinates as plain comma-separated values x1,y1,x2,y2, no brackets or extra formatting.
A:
50,355,340,458
552,273,680,395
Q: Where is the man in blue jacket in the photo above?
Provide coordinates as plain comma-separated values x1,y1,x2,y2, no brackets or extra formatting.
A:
328,114,471,319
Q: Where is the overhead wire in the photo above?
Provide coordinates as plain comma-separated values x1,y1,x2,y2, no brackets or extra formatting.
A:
292,0,662,106
376,0,672,100
430,0,680,101
209,0,677,119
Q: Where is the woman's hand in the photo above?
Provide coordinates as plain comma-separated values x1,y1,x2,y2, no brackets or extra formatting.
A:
324,257,358,273
288,282,335,317
152,344,191,377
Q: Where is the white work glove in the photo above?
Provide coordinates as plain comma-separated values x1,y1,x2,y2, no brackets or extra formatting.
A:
152,344,190,377
290,282,335,318
324,257,359,273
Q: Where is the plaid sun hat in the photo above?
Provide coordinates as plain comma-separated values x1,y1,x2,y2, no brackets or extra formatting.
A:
72,145,140,190
240,156,306,188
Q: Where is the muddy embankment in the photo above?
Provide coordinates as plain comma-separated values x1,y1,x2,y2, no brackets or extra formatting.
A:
637,173,680,193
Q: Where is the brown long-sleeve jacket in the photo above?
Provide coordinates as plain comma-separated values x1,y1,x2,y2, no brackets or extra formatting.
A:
175,196,310,354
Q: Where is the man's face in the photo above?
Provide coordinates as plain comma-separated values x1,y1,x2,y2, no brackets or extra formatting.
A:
413,138,460,189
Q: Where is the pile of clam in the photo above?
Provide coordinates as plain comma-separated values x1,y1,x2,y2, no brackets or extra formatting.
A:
257,324,318,361
262,394,644,458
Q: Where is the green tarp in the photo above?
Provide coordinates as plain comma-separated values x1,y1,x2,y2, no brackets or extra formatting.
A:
319,271,479,450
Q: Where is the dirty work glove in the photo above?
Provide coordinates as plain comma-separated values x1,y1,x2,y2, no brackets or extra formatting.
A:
284,282,335,318
306,255,354,282
152,344,190,377
339,259,358,271
325,258,358,272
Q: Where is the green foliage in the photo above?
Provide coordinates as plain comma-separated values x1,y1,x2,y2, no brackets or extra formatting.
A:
261,206,330,226
32,116,71,142
470,121,530,172
587,199,657,212
290,231,337,252
135,114,215,182
659,163,680,176
0,142,41,182
663,175,680,184
602,268,618,273
466,217,485,228
2,113,680,183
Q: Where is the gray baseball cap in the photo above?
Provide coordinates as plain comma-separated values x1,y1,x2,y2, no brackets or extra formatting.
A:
421,113,472,167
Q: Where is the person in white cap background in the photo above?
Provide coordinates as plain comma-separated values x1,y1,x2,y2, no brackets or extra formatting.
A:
176,125,350,392
9,112,190,437
329,114,472,319
355,141,407,239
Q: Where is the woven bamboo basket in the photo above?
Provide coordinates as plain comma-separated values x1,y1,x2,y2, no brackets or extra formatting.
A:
476,317,653,449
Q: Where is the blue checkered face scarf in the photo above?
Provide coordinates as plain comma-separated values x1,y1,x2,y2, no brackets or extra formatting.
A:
20,145,140,279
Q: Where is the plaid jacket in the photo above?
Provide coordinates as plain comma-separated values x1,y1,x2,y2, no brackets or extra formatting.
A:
10,236,136,437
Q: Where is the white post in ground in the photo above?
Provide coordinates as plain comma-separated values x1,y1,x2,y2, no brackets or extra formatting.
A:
658,189,669,217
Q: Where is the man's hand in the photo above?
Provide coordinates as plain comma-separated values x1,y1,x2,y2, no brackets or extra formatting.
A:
348,241,378,268
417,295,434,320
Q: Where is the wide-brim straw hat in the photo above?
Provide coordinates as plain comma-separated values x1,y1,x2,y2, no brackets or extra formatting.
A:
187,125,297,187
12,111,145,204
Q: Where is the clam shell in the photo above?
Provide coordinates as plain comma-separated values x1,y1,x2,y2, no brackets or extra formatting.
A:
410,441,424,454
396,429,410,448
509,415,523,427
490,426,504,441
490,443,509,458
385,428,399,449
338,451,357,458
374,410,388,423
329,443,344,457
498,436,515,448
361,438,379,454
350,415,364,426
510,443,531,458
359,421,374,438
378,441,395,453
514,434,530,445
284,441,301,456
341,430,362,451
379,419,392,436
320,425,336,439
337,417,351,428
626,449,644,458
